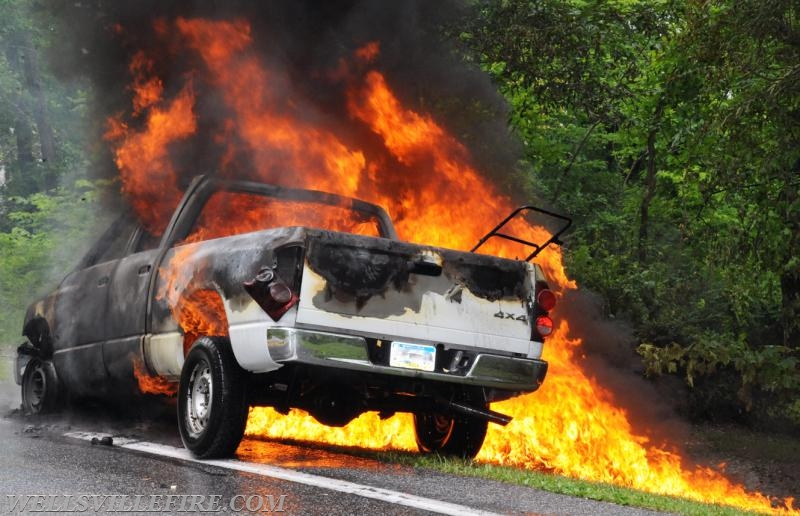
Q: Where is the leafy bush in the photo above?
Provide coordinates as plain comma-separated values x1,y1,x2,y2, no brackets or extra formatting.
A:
0,180,111,347
638,336,800,428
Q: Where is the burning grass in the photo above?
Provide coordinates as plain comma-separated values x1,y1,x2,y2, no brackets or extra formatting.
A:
375,452,772,516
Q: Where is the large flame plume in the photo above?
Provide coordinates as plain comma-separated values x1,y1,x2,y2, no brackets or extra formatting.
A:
104,17,794,514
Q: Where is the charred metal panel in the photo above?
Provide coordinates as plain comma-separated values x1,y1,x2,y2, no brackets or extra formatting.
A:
52,344,108,397
307,240,412,308
22,304,55,359
52,262,118,351
102,336,144,386
150,226,309,333
298,230,536,354
304,230,529,310
444,259,528,302
303,230,531,319
147,227,310,374
108,248,159,338
45,263,118,391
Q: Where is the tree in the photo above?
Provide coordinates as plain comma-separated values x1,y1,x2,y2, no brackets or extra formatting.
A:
460,0,799,426
0,0,87,195
679,0,800,349
0,0,95,347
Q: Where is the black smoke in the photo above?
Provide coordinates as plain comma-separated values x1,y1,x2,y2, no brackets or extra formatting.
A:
43,0,521,200
554,289,690,453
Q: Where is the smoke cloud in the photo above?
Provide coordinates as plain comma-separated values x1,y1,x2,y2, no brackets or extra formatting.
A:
0,357,21,414
555,290,689,449
44,0,521,202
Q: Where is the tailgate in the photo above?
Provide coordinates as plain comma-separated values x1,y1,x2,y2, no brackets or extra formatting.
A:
294,231,536,355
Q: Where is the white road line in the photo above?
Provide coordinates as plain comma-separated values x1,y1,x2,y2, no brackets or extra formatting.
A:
64,432,500,516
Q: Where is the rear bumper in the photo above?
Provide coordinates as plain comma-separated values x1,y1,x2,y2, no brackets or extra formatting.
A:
266,327,547,392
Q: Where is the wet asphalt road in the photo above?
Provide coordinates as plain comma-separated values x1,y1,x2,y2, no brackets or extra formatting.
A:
0,375,665,516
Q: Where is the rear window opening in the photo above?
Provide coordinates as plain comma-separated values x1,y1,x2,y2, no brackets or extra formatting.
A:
186,190,384,243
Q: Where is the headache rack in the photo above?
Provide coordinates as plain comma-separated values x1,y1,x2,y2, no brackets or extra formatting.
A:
471,205,572,261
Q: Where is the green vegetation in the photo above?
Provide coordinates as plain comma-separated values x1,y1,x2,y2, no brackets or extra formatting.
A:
0,182,109,347
0,0,105,348
265,434,771,516
0,358,9,381
252,423,796,514
458,0,800,429
691,423,800,464
376,452,764,516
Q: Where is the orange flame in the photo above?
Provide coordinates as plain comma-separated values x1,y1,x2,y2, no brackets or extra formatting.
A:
129,51,164,115
104,18,796,513
186,191,383,242
355,41,380,63
132,358,177,397
105,81,195,235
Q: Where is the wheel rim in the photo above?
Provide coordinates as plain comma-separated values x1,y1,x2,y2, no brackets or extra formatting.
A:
417,413,454,450
24,365,46,411
185,360,213,438
431,414,453,435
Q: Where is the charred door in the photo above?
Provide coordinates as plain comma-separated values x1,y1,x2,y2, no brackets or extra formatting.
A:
103,226,161,384
52,217,138,396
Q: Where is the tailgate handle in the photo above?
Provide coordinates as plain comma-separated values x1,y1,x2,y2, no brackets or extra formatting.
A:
408,256,442,277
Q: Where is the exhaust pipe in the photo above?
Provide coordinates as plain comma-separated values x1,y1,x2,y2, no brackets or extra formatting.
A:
439,399,513,426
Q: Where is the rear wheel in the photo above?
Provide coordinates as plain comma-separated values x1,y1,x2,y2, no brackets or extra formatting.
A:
414,411,488,459
178,337,249,459
21,359,60,415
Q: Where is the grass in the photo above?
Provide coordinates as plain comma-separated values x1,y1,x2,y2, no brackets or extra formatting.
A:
356,449,780,516
258,432,783,515
250,425,796,516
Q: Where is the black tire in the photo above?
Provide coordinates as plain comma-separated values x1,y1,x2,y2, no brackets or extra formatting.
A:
415,413,454,452
414,412,488,459
178,337,249,459
21,359,60,415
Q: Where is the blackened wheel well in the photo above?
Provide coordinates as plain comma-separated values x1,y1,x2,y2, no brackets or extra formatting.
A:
23,317,54,359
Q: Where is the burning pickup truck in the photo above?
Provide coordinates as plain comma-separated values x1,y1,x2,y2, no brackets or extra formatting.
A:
15,176,569,459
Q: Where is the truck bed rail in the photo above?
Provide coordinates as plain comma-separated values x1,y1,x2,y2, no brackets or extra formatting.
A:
471,205,572,261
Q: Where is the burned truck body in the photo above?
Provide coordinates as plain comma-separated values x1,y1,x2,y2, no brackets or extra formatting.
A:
16,176,567,459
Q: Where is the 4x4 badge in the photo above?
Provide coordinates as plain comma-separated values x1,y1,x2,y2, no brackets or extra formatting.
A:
494,310,527,322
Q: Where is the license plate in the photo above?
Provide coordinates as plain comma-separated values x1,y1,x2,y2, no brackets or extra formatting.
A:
389,341,436,372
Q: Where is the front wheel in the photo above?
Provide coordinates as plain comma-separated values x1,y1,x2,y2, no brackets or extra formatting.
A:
414,411,488,459
21,359,60,415
178,337,249,459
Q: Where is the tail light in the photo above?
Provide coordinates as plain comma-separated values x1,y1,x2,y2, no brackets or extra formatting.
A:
532,280,556,341
244,266,299,321
536,289,556,311
535,316,554,336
